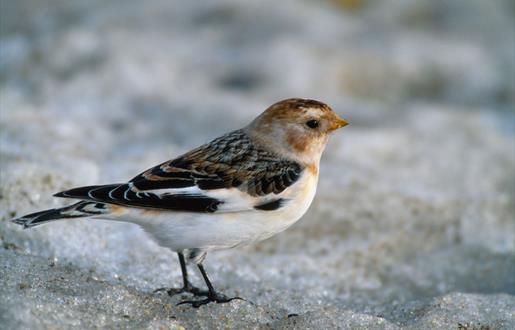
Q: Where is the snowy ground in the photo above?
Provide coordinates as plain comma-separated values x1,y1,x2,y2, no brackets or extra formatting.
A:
1,0,514,329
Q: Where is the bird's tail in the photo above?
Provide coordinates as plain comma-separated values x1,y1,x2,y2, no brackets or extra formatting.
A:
11,201,109,229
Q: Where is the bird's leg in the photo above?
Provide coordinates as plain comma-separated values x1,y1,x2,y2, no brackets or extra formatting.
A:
154,252,208,297
178,262,244,308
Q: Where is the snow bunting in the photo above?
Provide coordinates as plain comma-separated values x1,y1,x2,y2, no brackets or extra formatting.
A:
12,98,348,307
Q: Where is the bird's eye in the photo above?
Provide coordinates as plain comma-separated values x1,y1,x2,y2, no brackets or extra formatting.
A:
305,119,319,129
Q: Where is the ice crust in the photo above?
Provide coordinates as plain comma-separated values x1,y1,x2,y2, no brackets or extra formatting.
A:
1,0,514,329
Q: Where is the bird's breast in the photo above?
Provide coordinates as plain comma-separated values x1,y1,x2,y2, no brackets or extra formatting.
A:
253,168,319,235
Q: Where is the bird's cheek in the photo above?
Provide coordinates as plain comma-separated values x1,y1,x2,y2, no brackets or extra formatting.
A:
286,131,310,153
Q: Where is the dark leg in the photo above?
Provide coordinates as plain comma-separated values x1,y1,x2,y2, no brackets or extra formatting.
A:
178,262,244,308
154,252,208,297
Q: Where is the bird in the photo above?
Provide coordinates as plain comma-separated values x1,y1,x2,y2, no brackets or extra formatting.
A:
11,98,348,307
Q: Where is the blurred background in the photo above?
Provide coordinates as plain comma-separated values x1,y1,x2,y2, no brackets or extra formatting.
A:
1,0,514,328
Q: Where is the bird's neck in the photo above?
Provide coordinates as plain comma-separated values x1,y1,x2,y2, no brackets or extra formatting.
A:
243,126,325,167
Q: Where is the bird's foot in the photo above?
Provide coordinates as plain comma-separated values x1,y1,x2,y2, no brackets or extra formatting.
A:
153,284,209,297
177,291,245,308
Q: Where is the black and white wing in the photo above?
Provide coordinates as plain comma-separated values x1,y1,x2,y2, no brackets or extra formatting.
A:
55,130,304,213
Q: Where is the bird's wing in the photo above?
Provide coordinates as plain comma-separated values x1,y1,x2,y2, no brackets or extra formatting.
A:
54,130,304,213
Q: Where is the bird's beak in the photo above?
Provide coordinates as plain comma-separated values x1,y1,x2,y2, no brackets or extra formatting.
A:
329,115,349,131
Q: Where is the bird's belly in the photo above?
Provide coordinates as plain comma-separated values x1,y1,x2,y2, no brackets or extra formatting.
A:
115,206,304,252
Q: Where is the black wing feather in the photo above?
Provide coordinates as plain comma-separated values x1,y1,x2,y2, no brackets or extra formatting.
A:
54,184,221,212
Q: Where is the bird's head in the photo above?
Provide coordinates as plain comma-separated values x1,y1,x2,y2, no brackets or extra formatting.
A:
246,98,348,165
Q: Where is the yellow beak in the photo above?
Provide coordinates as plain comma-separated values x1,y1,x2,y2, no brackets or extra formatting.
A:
330,116,349,131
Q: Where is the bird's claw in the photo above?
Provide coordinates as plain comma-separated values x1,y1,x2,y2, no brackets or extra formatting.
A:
153,285,209,297
177,293,245,308
188,286,210,297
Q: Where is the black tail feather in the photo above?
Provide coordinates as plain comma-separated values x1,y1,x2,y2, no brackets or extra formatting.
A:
11,201,108,229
